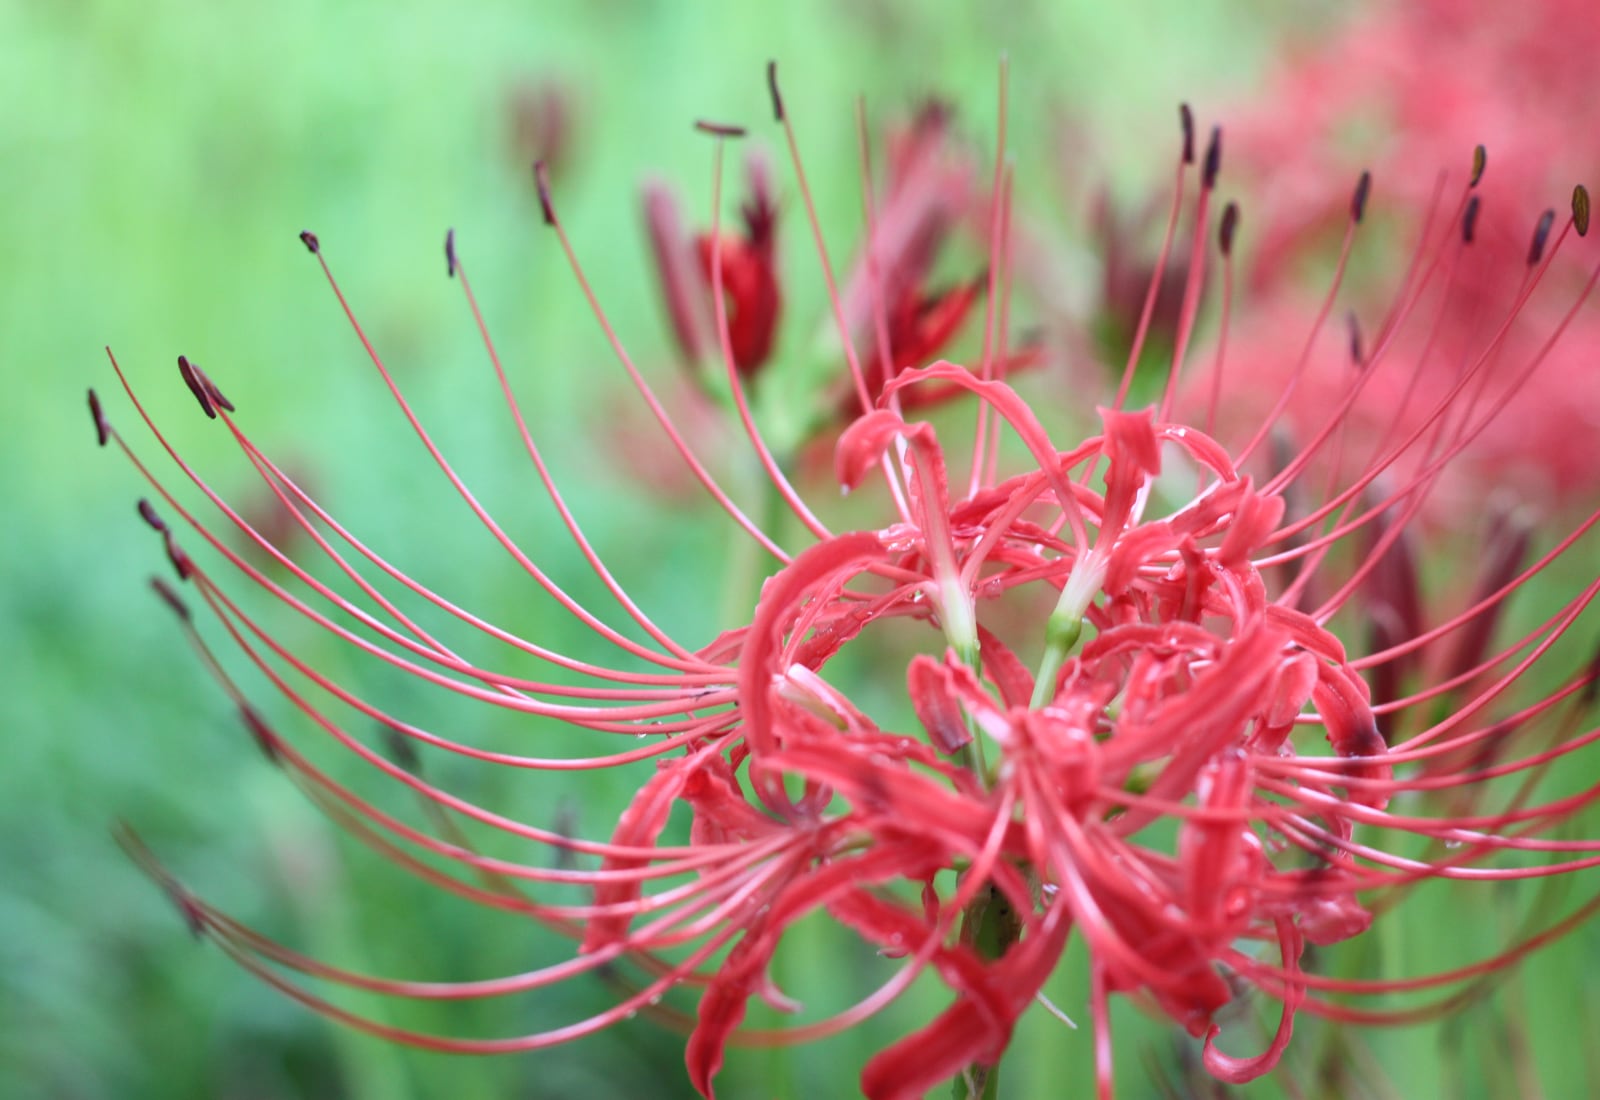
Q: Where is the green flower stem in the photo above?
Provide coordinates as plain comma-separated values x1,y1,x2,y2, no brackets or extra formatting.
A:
953,883,1024,1099
1029,612,1083,710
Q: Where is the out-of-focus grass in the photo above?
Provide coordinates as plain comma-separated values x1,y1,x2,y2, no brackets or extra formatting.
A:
5,1,1596,1098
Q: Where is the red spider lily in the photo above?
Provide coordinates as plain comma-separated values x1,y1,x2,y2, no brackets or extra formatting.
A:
646,97,1038,426
94,60,1600,1100
1213,0,1600,513
646,141,782,376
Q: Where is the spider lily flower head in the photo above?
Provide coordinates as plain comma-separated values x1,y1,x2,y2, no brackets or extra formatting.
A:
646,96,1038,428
645,140,782,378
1216,0,1600,513
1232,0,1600,278
95,61,1600,1100
1187,175,1600,517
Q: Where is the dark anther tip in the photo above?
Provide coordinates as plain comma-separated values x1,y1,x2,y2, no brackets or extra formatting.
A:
202,371,235,414
445,228,457,278
1179,103,1195,165
240,704,282,765
111,822,205,937
178,893,207,938
180,357,233,414
1462,194,1482,244
1528,208,1557,266
164,532,193,582
299,230,320,254
1470,144,1487,188
1201,125,1222,190
766,60,785,122
380,724,422,773
1347,311,1364,367
176,355,216,420
150,576,191,622
533,161,556,226
137,498,167,533
161,877,207,939
88,388,109,447
1573,184,1591,237
694,119,748,139
1580,636,1600,708
1219,201,1240,256
1351,170,1373,223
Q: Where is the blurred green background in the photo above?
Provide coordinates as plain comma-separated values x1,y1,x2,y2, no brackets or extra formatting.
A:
5,1,1597,1098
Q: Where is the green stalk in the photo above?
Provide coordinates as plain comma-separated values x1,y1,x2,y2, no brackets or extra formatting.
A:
952,884,1024,1098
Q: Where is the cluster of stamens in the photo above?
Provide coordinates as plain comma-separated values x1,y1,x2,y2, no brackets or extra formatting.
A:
93,61,1600,1099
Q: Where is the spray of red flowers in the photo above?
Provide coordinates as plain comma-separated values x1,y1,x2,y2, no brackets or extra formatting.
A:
93,61,1600,1099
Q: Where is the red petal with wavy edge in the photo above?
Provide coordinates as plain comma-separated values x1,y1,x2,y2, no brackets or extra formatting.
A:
682,754,771,846
696,232,781,374
581,760,689,952
880,364,1081,519
1217,481,1286,569
1102,519,1179,596
1312,663,1392,809
740,532,889,813
860,900,1074,1100
1203,918,1304,1083
837,409,922,491
906,651,983,754
1109,624,1285,817
859,275,985,401
826,888,995,1009
833,410,952,548
685,844,942,1098
861,998,999,1100
1098,405,1163,477
1267,650,1320,729
977,626,1035,709
1179,751,1256,931
764,744,997,847
1096,406,1162,540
